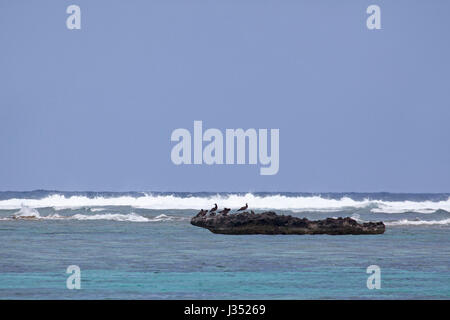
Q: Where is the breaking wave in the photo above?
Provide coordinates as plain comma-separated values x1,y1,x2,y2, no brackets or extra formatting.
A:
0,193,449,214
70,213,151,222
7,206,181,222
13,205,44,219
5,204,450,227
385,218,450,226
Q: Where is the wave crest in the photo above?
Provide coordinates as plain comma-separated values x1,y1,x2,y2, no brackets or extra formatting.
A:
1,193,450,214
385,218,450,226
8,206,181,222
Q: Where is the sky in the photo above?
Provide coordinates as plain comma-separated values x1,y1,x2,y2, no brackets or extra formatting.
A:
0,0,449,192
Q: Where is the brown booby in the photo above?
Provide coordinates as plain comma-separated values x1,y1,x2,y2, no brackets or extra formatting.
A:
218,208,230,215
237,203,248,212
209,203,218,213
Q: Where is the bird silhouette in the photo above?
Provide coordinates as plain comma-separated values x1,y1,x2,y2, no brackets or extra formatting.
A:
218,208,230,215
237,203,248,212
209,203,218,213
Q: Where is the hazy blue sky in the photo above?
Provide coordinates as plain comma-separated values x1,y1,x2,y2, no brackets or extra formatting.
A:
1,0,449,192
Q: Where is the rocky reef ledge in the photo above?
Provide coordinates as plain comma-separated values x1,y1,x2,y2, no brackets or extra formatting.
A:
191,211,385,235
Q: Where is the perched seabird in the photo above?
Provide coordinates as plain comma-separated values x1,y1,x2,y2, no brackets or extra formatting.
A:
218,208,230,215
237,203,248,212
209,203,218,213
197,209,208,217
250,210,255,215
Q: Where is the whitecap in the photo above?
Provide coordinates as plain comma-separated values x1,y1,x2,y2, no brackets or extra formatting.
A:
385,218,450,226
69,213,150,222
1,193,449,214
13,205,42,219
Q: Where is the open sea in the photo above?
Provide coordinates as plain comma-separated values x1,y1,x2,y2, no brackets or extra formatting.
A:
0,191,448,299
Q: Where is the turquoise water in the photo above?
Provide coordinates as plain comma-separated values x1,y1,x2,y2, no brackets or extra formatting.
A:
0,192,449,299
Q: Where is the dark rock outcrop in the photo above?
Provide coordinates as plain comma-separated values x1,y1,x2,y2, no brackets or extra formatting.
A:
191,211,385,235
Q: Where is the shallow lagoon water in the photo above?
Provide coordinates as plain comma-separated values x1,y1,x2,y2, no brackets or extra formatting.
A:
0,192,449,299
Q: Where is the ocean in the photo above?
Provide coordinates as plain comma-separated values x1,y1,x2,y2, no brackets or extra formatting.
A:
0,191,448,299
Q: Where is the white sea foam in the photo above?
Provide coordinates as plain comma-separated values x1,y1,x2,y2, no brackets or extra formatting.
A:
70,213,150,222
13,205,42,219
385,218,450,226
68,213,184,222
6,205,450,226
11,206,64,220
7,206,180,222
152,214,175,221
370,199,450,214
0,194,449,214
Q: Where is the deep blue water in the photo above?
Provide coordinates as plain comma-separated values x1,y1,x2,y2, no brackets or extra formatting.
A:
0,191,448,299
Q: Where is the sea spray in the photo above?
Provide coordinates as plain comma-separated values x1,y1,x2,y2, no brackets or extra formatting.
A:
1,193,450,214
